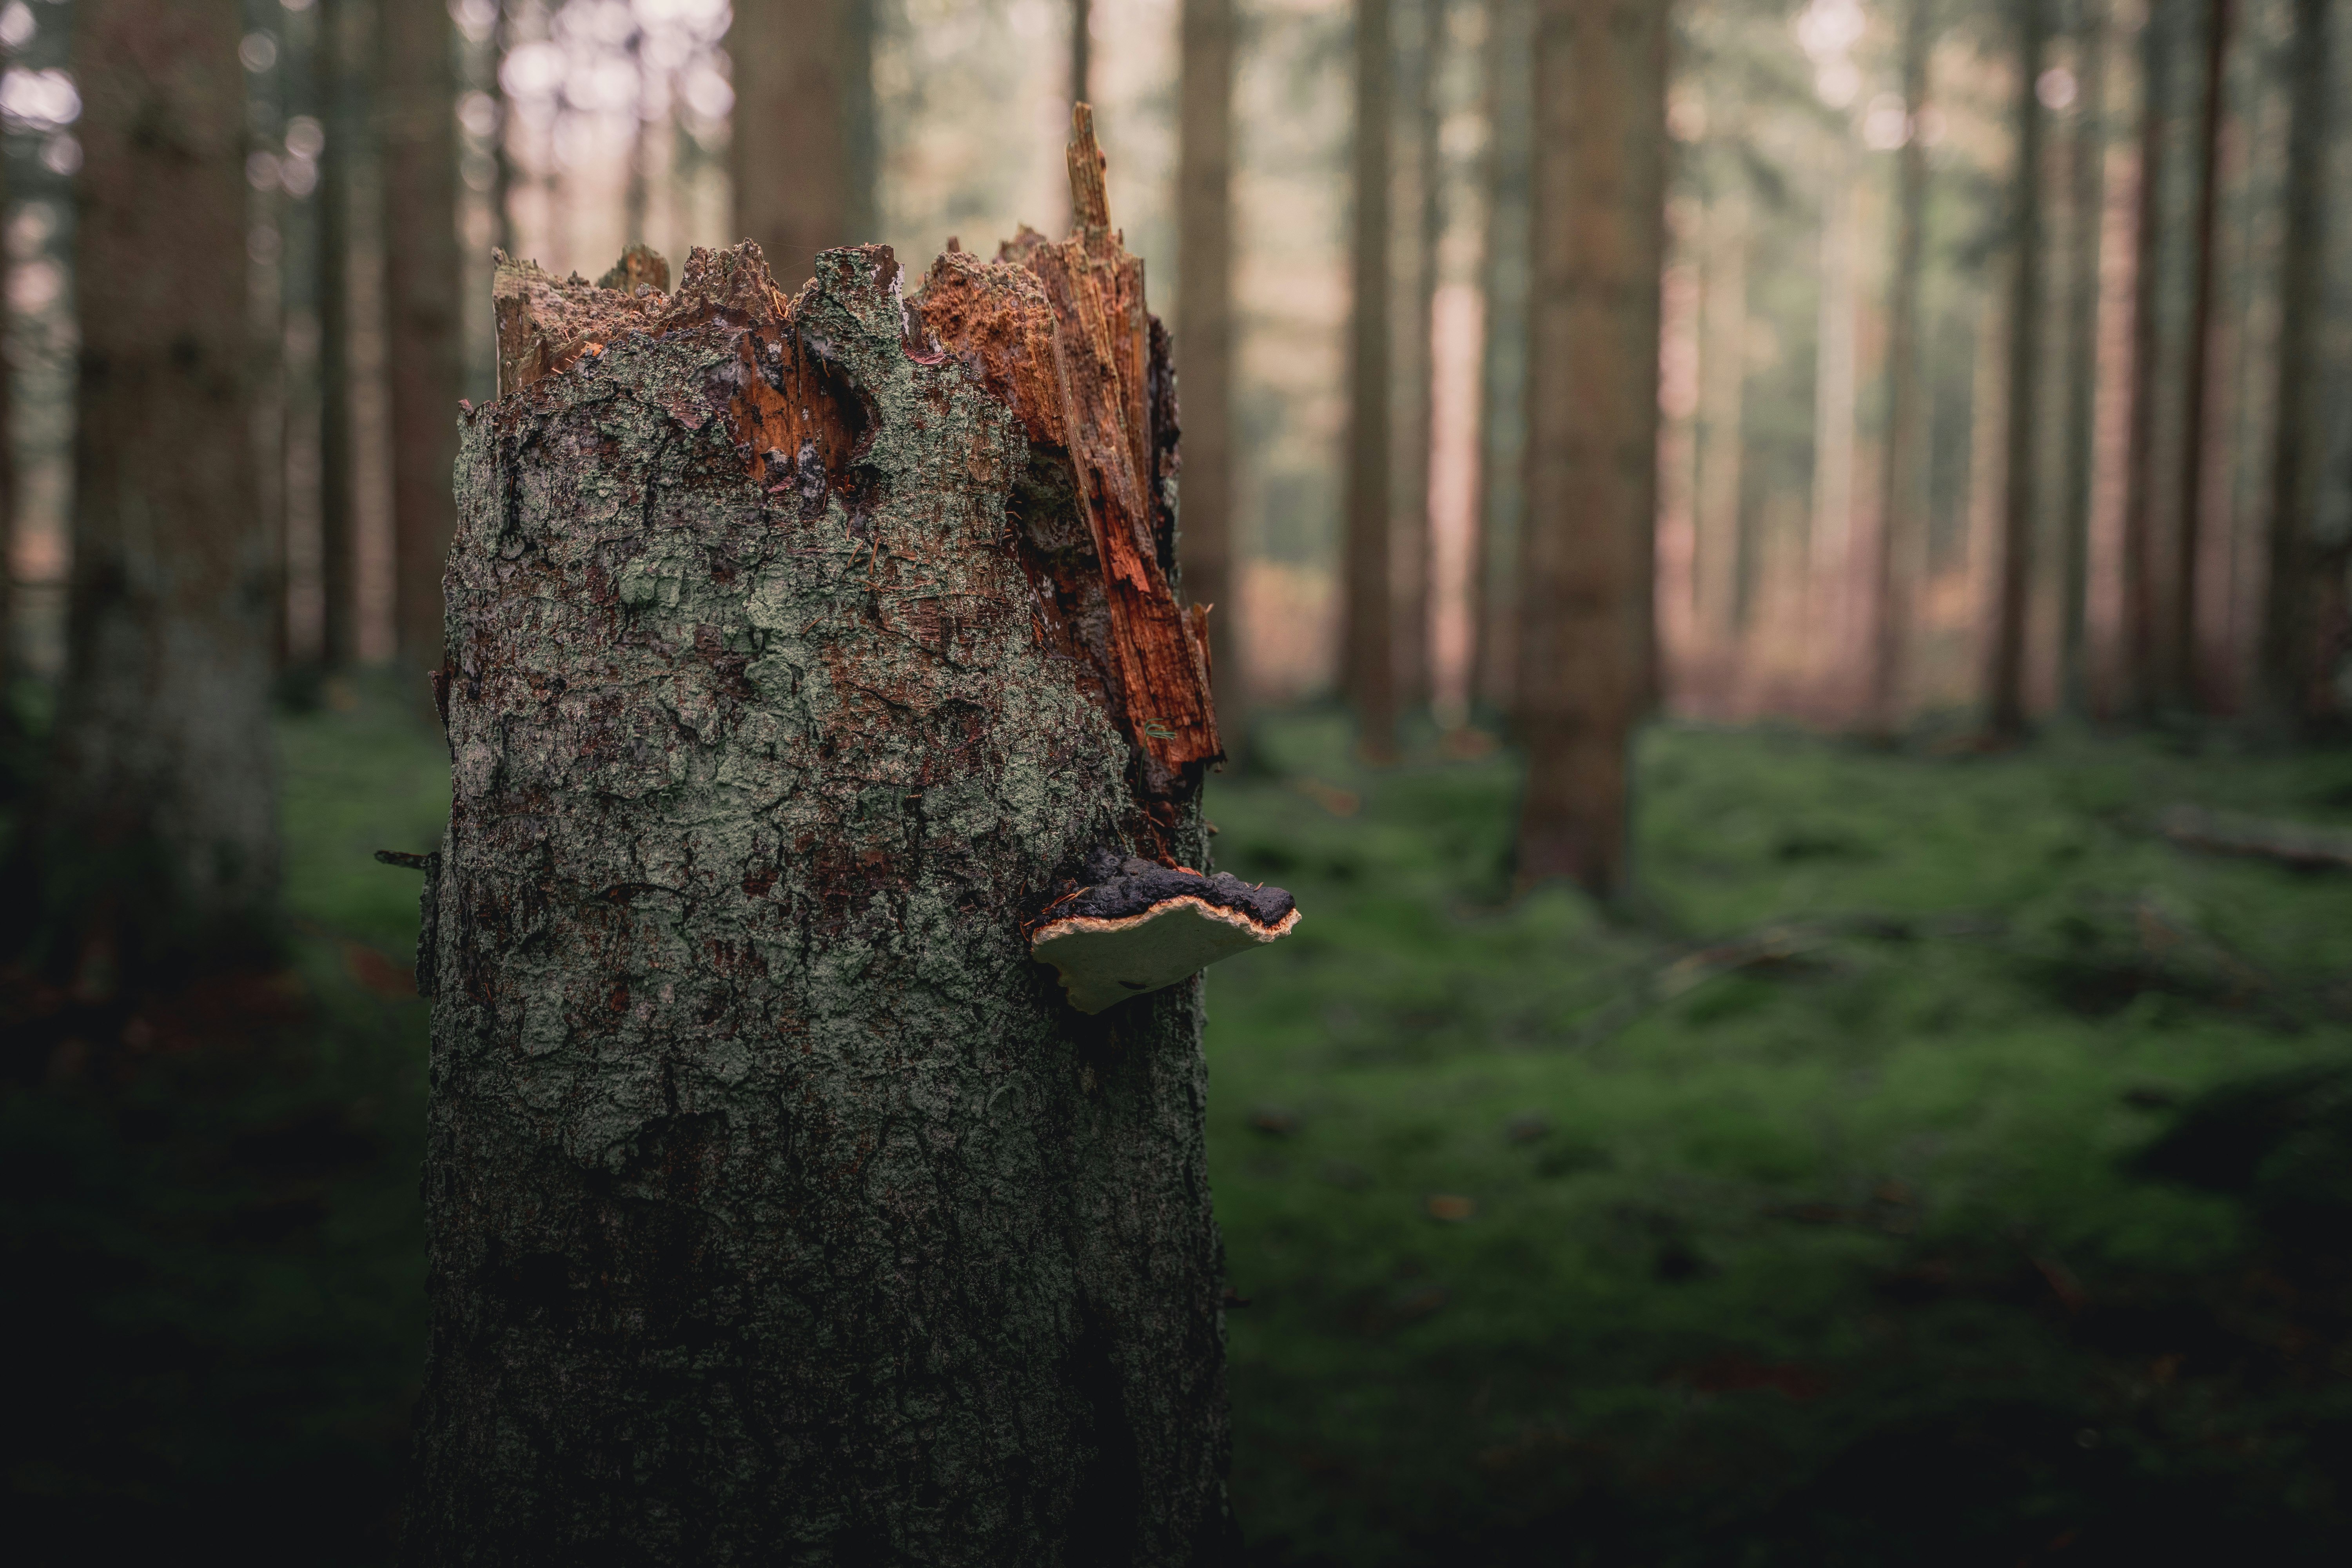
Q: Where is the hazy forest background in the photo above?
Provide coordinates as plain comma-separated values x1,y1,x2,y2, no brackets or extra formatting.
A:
5,0,2352,1563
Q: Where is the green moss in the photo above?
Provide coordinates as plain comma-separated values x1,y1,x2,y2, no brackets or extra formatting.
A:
1207,717,2352,1564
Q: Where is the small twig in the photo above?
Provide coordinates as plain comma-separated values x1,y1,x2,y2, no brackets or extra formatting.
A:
374,850,434,871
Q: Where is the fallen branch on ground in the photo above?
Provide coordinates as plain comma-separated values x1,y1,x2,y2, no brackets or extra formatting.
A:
2160,805,2352,873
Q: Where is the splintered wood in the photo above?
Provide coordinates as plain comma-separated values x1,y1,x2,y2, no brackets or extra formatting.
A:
488,105,1220,789
918,104,1220,782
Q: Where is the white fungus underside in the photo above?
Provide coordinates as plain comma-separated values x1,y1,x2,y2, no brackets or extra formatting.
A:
1031,898,1302,1014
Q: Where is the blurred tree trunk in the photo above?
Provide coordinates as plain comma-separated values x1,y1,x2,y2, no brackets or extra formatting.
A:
1695,174,1749,657
252,23,290,674
2259,0,2332,730
1866,0,1933,734
0,113,12,722
281,0,322,671
1514,0,1664,895
1989,0,2050,741
403,182,1240,1556
1178,0,1241,760
625,32,651,244
2171,0,2231,710
382,0,461,678
18,0,275,971
1811,136,1859,665
491,0,515,256
2120,0,2177,717
1072,0,1093,108
1468,0,1532,718
727,0,877,292
1345,0,1397,758
318,0,359,667
1397,0,1445,713
2058,0,2108,716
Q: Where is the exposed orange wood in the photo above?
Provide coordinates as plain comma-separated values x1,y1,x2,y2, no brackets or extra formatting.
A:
915,108,1221,782
496,121,1221,789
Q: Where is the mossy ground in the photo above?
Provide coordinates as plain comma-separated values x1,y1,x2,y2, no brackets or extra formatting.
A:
6,683,2350,1562
1207,713,2352,1565
3,673,444,1562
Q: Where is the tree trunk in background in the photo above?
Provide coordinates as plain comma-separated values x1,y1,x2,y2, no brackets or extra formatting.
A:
1178,0,1241,759
1396,0,1445,713
624,33,651,245
383,0,462,678
403,145,1240,1554
1989,0,2049,741
1469,0,1532,719
0,113,12,716
19,0,275,969
260,25,294,673
318,0,359,667
1695,172,1748,653
1072,0,1093,108
491,0,516,256
2058,0,2107,716
2171,0,2230,711
2119,0,2174,716
1345,0,1397,758
2259,0,2330,730
1515,0,1664,896
1866,0,1933,733
1811,135,1859,666
728,1,877,292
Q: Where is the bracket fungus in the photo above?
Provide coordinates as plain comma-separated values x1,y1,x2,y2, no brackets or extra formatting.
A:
1031,851,1301,1014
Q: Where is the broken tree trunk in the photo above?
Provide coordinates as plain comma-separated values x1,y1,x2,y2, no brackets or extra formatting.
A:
403,113,1254,1564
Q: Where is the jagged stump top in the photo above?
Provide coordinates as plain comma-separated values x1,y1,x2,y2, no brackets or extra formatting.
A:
486,104,1219,795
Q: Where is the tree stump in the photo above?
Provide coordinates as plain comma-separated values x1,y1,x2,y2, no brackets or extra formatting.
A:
404,116,1268,1564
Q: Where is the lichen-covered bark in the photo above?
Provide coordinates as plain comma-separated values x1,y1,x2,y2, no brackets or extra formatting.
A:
404,234,1238,1563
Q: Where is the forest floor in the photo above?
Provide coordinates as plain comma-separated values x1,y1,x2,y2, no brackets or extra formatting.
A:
1210,712,2352,1566
5,681,2350,1563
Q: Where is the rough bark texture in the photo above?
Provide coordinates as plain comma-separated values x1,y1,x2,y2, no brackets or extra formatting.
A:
21,0,275,967
728,0,877,293
1989,0,2049,741
1178,0,1241,759
1344,0,1397,758
1514,0,1664,896
2259,0,2331,729
383,0,464,673
404,145,1237,1562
